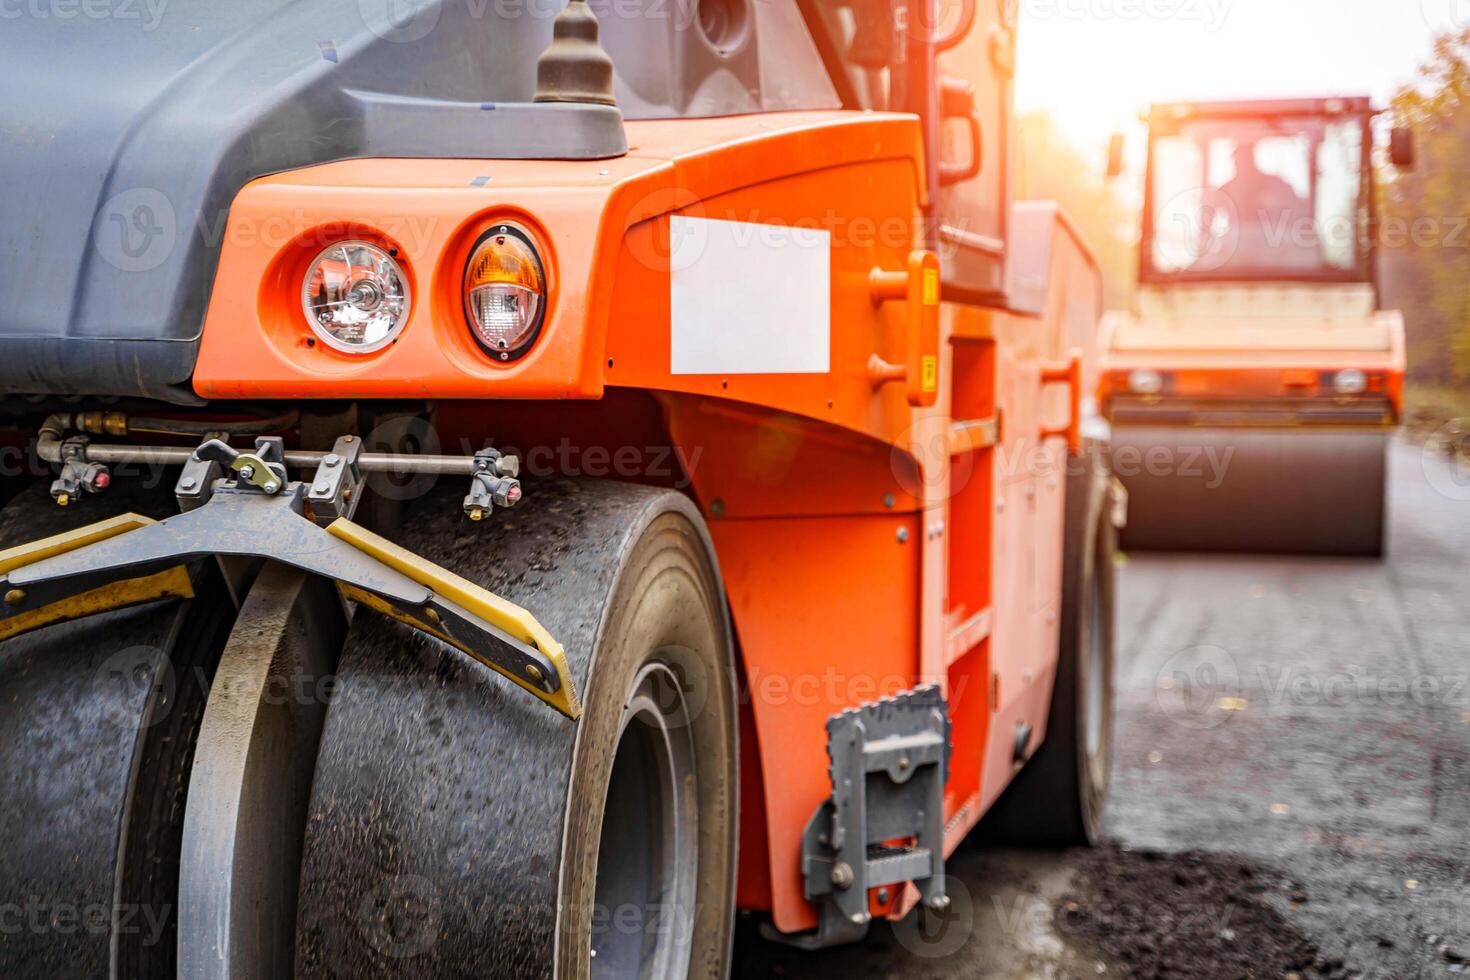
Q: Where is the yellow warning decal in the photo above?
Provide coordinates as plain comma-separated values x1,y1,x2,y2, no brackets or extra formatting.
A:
921,355,939,392
922,268,940,306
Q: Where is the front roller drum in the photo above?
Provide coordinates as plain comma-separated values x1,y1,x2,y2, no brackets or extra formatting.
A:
0,482,237,977
295,478,739,979
1111,425,1389,557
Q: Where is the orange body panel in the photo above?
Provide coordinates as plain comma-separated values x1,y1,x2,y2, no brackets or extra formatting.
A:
192,110,1101,935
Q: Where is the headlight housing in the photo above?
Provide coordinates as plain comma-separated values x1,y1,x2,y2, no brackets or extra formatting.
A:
463,224,547,361
1332,369,1368,395
301,241,410,354
1128,369,1165,395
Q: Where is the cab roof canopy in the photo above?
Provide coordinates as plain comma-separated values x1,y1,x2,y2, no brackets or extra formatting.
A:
1147,96,1375,123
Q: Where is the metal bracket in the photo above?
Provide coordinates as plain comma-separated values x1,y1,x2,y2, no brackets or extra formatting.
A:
306,435,365,526
771,685,951,950
193,437,289,495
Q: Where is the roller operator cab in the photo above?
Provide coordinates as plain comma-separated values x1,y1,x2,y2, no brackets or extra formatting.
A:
1100,97,1409,557
0,1,1118,976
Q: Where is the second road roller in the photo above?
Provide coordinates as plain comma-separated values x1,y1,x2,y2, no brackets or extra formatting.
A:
1101,96,1411,557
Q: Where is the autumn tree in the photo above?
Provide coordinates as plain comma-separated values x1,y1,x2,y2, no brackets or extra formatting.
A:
1383,29,1470,384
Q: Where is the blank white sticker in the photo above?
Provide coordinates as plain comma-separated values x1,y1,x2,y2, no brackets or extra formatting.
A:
669,216,831,375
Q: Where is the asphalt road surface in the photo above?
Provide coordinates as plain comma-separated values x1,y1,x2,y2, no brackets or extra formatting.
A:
735,434,1470,978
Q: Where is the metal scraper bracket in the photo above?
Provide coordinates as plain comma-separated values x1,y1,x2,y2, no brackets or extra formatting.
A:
5,430,578,719
776,685,952,949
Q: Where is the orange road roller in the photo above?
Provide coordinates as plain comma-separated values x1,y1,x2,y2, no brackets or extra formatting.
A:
1100,97,1410,557
0,0,1120,975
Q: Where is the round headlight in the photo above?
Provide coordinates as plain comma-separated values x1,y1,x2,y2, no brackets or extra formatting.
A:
1333,369,1368,395
301,241,410,353
1128,369,1165,395
463,224,547,360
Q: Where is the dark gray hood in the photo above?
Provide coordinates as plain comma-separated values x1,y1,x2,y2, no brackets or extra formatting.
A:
0,0,620,401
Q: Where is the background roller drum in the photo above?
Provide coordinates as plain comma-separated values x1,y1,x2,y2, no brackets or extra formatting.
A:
1111,426,1389,557
295,478,739,979
0,481,236,977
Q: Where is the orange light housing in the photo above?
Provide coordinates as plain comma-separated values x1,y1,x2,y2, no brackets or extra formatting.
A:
462,224,547,361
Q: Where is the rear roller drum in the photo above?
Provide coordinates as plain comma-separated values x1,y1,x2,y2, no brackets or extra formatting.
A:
0,482,237,977
295,478,739,979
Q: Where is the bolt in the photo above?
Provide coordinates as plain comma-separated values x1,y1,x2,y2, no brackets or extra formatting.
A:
928,894,951,912
897,527,909,544
830,862,854,889
179,477,197,491
883,493,896,509
526,663,546,684
899,755,910,770
4,589,26,608
710,499,725,517
262,481,279,494
849,912,867,925
877,888,890,904
323,454,341,467
313,482,331,495
238,464,255,481
342,435,355,443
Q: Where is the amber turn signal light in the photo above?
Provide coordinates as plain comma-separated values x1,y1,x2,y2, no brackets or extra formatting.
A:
463,224,548,361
